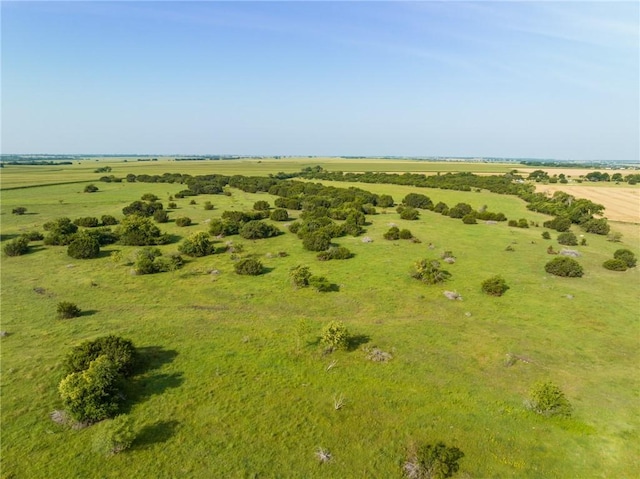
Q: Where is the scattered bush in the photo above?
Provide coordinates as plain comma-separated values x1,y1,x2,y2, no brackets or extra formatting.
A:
384,226,400,240
43,217,79,245
175,217,192,227
270,208,289,221
116,215,169,246
100,215,118,226
253,200,270,211
12,207,27,215
317,246,353,261
21,231,44,241
84,184,99,193
321,321,350,351
403,193,433,209
526,381,572,417
545,257,584,277
64,335,137,376
93,414,135,456
134,247,183,274
209,218,239,237
543,216,571,232
302,230,332,252
582,218,610,235
603,259,627,271
412,260,451,284
153,209,169,223
448,203,472,219
433,202,449,215
3,237,30,256
557,232,578,246
508,220,518,227
481,275,509,296
167,202,177,209
290,265,312,288
461,214,477,224
122,200,163,217
403,442,464,479
234,258,263,275
614,248,637,268
141,193,158,202
399,229,413,239
607,231,622,242
239,220,280,240
400,207,419,220
57,301,81,319
309,275,335,292
178,231,215,257
189,199,197,205
203,201,214,210
67,232,101,259
58,356,121,423
541,231,551,240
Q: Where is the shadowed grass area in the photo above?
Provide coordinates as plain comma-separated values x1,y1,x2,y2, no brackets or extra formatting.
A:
1,160,638,478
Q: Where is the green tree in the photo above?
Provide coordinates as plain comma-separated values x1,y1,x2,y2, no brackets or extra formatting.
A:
545,257,583,277
116,215,169,246
270,208,289,221
614,248,636,268
3,237,30,256
64,335,137,376
253,200,270,211
557,232,578,246
321,321,350,351
43,217,78,245
175,217,192,227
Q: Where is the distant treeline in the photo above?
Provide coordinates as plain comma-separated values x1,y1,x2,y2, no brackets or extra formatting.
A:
1,160,74,166
119,167,611,235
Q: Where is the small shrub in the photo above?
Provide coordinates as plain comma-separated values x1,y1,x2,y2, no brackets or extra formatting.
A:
582,218,610,235
321,321,350,350
403,442,464,479
167,202,177,209
84,184,99,193
508,219,518,227
302,230,332,252
309,275,334,292
189,199,196,205
141,193,158,202
203,201,214,210
527,381,572,417
481,275,509,296
607,231,622,242
461,214,477,224
517,218,529,228
175,217,192,227
253,200,270,211
178,231,215,257
541,231,551,240
22,231,44,241
153,209,169,223
67,232,101,259
290,265,311,288
614,248,637,268
384,226,400,240
400,207,419,220
543,216,571,232
317,246,352,261
73,217,100,228
57,301,81,319
603,259,627,271
399,229,413,239
412,260,451,284
545,257,583,277
3,237,29,256
12,206,27,215
101,215,118,226
93,415,135,456
234,258,263,276
557,232,578,246
239,220,280,240
270,208,289,221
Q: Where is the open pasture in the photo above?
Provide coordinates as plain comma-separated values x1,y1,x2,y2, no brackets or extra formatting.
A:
1,160,639,478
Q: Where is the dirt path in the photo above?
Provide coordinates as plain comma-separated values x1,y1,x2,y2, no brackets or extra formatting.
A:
535,185,640,223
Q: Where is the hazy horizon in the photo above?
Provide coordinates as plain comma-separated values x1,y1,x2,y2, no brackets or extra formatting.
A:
3,1,639,162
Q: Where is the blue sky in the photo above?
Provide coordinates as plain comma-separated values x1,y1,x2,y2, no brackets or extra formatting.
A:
2,1,638,161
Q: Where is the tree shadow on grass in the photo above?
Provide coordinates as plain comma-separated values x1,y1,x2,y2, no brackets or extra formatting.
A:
133,420,180,450
79,309,98,317
347,334,371,351
135,346,179,374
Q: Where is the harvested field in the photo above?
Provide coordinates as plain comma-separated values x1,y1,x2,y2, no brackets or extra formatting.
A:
536,184,640,223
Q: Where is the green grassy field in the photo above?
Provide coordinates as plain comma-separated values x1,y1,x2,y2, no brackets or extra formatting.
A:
1,160,638,478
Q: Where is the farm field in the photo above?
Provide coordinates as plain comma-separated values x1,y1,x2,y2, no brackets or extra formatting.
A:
1,159,639,478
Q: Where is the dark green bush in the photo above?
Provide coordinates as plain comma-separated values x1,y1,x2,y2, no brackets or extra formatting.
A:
545,257,584,277
21,231,44,241
253,200,270,211
153,209,169,223
481,275,509,296
433,202,449,214
57,301,81,319
541,231,551,240
321,321,350,350
309,275,334,292
234,258,264,275
377,194,394,207
400,207,419,220
67,232,101,259
43,217,79,245
122,200,163,217
316,246,353,261
402,193,433,209
270,208,289,221
141,193,158,202
209,219,239,237
462,214,477,224
203,201,214,211
3,237,30,256
101,215,118,226
614,248,637,268
557,232,578,246
84,184,99,193
302,230,332,251
73,217,100,228
399,229,413,239
134,247,182,274
517,218,529,228
582,218,610,235
239,220,280,240
64,335,137,376
384,226,400,240
543,216,571,232
508,220,518,227
167,202,177,209
12,206,27,215
289,265,312,288
175,217,192,227
116,216,169,246
603,259,627,271
448,203,472,219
